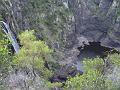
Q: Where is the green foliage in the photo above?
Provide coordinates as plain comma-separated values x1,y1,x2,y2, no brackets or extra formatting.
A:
109,53,120,66
20,0,71,50
83,57,104,72
105,53,120,89
23,0,70,34
0,26,11,77
12,30,53,79
47,82,62,89
64,53,120,90
0,25,12,89
64,57,112,90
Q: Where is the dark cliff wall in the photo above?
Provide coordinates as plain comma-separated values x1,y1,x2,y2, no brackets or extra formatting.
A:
68,0,120,51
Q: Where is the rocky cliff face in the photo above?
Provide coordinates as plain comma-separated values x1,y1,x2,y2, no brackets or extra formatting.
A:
1,0,120,46
59,0,120,65
67,0,120,51
1,0,120,65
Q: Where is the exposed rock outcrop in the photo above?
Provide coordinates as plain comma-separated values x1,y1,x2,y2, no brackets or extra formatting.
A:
60,0,120,69
67,0,120,51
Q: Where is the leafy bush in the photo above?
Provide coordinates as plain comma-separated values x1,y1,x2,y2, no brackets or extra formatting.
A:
106,54,120,89
0,27,11,77
64,57,112,90
0,26,12,89
109,53,120,66
12,30,53,79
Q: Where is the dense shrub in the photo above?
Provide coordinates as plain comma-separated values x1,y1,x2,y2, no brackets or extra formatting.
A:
64,55,120,90
12,30,53,79
109,53,120,66
0,27,11,76
0,26,12,89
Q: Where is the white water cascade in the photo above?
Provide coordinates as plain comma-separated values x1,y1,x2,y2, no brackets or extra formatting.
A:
0,21,20,53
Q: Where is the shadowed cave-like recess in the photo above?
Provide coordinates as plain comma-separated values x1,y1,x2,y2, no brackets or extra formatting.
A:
75,42,119,75
77,42,118,60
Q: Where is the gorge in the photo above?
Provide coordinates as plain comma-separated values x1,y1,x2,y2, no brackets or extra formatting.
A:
0,0,120,90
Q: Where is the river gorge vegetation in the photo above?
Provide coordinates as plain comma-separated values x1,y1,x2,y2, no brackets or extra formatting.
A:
0,0,120,90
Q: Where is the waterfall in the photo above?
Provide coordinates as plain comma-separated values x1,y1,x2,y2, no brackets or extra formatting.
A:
76,61,84,73
0,21,20,53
